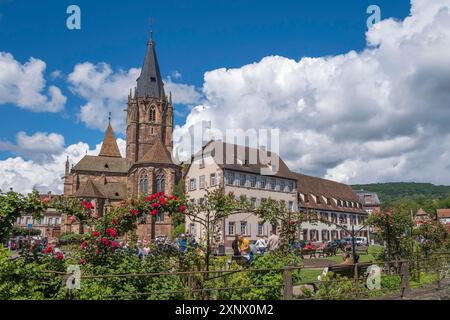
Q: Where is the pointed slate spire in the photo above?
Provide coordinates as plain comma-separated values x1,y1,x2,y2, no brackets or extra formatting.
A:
65,155,70,176
99,121,122,158
136,32,165,99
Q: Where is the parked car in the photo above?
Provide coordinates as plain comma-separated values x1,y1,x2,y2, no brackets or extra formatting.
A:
342,236,368,246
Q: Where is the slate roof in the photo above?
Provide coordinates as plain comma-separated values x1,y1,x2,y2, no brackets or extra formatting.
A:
138,139,174,165
293,172,366,214
72,155,127,174
136,33,165,99
193,140,294,180
73,179,106,198
73,179,127,200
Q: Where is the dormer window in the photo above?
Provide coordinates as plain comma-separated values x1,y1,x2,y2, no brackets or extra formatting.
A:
316,195,321,204
104,164,109,169
244,159,249,167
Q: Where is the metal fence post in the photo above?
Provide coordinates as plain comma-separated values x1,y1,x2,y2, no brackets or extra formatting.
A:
400,260,411,298
282,266,293,300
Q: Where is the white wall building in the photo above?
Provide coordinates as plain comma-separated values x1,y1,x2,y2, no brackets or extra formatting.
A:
184,140,369,248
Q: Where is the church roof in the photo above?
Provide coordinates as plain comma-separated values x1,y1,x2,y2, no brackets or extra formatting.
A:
72,155,127,173
136,33,165,99
73,179,106,198
138,139,173,165
99,123,122,158
73,179,127,200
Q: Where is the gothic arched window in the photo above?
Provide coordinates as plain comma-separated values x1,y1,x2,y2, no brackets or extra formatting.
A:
155,169,165,193
139,171,148,195
149,107,156,122
155,169,166,222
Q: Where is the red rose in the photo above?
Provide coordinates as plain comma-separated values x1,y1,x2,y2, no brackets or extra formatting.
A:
146,196,154,202
43,197,50,205
43,246,53,254
130,209,139,216
112,219,118,225
55,252,64,260
111,241,118,248
108,228,117,237
80,241,86,250
151,209,158,216
151,202,159,208
159,196,166,206
101,237,109,246
178,205,186,213
92,231,100,237
79,258,86,265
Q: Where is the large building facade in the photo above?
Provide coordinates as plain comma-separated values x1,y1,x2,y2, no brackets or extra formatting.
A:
185,141,369,248
62,34,179,239
184,141,298,248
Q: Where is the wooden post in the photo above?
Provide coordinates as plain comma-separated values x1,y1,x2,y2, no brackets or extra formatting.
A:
435,257,441,291
188,273,192,300
400,260,411,298
354,263,360,299
282,266,293,300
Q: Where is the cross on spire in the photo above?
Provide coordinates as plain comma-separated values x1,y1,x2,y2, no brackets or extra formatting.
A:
149,18,155,44
108,112,111,124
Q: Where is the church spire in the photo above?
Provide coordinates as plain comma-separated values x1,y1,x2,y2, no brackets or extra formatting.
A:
99,119,122,158
136,31,165,99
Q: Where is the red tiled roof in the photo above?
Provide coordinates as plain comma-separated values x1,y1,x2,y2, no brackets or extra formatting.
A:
437,209,450,219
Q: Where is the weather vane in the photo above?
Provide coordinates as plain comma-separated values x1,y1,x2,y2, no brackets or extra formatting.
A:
108,111,111,124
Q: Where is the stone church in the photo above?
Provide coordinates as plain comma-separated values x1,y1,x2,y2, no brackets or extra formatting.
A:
62,33,180,239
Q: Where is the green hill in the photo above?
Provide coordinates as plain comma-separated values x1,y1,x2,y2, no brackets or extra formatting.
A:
351,182,450,205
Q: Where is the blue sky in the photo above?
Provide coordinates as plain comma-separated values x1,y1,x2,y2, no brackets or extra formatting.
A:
0,0,410,153
5,0,450,192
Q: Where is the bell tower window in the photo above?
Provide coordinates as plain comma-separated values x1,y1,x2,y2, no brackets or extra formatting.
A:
149,107,156,122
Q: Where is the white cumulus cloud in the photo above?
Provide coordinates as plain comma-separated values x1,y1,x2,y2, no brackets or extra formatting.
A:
0,132,126,194
67,62,202,132
174,0,450,185
0,52,66,112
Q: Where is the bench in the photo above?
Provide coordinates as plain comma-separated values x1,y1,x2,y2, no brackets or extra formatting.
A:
355,246,369,255
327,262,372,279
300,249,316,259
318,247,337,258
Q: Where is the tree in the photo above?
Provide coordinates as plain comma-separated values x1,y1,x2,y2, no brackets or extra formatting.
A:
184,188,241,273
0,190,46,241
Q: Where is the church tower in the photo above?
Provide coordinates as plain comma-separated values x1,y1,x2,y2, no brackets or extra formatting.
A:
126,32,174,166
125,32,179,240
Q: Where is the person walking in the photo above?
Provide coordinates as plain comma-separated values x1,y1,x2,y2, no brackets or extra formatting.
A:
267,231,280,253
238,235,252,263
255,235,266,255
178,234,187,253
232,235,241,256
